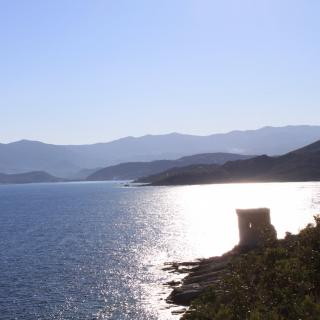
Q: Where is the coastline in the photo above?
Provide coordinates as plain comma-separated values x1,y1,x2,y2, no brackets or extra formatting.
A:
164,247,241,316
165,214,320,319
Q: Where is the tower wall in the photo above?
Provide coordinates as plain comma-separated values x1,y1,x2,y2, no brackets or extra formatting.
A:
236,208,276,248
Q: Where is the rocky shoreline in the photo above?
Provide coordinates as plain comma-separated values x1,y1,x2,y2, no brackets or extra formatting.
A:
164,248,237,312
164,208,277,317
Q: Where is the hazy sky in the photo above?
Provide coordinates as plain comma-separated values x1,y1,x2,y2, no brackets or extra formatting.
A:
1,0,320,144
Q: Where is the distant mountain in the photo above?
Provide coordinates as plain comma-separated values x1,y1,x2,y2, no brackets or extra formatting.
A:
86,153,253,181
291,139,320,154
1,125,320,178
0,140,79,178
139,140,320,185
0,171,62,184
69,168,101,180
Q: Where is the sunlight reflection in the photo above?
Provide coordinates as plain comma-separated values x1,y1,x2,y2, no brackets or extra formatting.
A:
173,183,320,258
139,182,320,319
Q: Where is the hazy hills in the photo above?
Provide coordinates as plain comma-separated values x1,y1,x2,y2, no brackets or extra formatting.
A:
1,125,320,178
86,153,252,181
139,140,320,185
0,171,62,184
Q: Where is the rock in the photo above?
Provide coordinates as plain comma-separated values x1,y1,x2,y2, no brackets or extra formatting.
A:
167,284,203,306
168,288,203,306
171,308,187,315
165,280,181,287
164,252,234,306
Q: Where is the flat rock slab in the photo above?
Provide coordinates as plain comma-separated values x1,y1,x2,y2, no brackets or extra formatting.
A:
165,248,241,306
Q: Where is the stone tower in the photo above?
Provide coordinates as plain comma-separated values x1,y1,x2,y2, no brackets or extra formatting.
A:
236,208,276,249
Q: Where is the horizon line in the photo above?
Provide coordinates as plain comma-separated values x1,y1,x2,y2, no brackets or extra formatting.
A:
1,124,318,146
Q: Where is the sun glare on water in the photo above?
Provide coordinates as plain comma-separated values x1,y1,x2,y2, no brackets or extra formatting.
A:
172,182,320,257
140,182,320,319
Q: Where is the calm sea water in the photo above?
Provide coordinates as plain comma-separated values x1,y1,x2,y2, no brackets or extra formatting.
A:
1,181,320,319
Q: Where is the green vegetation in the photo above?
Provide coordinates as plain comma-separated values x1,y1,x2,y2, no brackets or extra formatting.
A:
183,216,320,320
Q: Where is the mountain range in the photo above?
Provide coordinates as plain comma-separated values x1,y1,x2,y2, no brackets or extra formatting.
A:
138,139,320,185
1,125,320,178
86,153,253,181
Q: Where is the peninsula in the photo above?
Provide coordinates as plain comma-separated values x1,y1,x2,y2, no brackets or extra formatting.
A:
166,209,320,319
138,139,320,185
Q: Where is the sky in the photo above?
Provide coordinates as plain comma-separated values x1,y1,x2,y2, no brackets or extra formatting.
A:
1,0,320,144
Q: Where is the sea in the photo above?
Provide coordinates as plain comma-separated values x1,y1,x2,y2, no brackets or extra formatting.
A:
1,181,320,320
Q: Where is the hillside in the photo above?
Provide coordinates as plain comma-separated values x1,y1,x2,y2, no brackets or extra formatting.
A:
139,140,320,185
0,171,62,184
1,125,320,178
86,153,252,181
182,216,320,319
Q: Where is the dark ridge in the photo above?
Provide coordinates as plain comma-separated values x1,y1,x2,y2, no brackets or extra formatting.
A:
139,139,320,185
86,153,252,181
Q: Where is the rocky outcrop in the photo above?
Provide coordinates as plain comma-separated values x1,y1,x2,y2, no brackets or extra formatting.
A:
165,254,234,306
165,208,277,310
